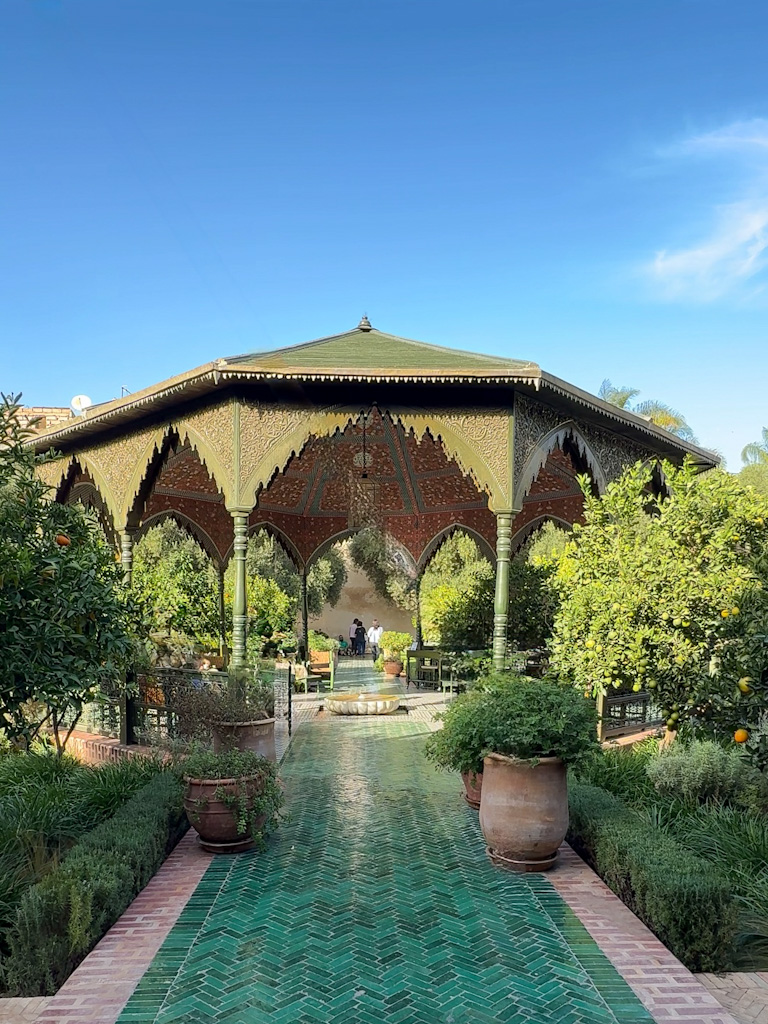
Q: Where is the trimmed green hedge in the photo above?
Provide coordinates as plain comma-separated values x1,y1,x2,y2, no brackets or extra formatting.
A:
568,782,739,973
0,772,186,996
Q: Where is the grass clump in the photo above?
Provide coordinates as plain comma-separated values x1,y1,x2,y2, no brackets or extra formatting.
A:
0,751,165,955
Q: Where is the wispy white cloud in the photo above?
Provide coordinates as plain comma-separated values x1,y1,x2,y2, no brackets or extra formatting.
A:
652,201,768,299
672,118,768,156
647,119,768,301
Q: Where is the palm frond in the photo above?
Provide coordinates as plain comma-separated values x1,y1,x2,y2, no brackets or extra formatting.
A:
741,428,768,466
598,379,640,409
634,400,697,442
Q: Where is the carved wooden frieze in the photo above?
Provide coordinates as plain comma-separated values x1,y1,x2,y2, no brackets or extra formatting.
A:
175,403,235,504
513,396,563,485
576,421,650,483
35,456,70,495
391,409,513,511
513,393,663,505
77,426,167,528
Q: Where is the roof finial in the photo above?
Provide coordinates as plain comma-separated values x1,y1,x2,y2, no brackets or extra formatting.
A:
357,314,372,332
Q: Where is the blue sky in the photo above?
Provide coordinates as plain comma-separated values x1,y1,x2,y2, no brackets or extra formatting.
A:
2,0,767,467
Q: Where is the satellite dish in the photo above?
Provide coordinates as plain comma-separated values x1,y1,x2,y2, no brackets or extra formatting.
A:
70,395,93,416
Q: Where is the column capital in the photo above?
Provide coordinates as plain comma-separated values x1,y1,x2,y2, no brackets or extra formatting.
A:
226,505,253,518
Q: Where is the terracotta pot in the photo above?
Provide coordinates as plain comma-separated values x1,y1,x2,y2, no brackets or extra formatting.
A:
479,753,568,872
461,770,483,809
183,773,266,853
383,658,403,677
212,718,276,761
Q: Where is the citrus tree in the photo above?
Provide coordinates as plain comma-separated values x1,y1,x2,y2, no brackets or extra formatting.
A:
0,394,135,750
550,461,768,765
133,519,220,649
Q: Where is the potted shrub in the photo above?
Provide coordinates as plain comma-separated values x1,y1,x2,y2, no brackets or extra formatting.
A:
379,631,413,677
181,748,283,853
425,688,488,807
173,670,277,760
476,676,598,871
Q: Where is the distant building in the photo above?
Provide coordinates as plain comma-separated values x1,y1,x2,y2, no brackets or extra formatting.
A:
19,407,72,432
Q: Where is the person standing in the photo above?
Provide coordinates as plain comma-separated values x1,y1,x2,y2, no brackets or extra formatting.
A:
349,618,359,656
367,619,383,659
355,619,366,656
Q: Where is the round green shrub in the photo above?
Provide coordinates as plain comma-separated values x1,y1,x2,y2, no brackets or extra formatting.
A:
475,675,599,764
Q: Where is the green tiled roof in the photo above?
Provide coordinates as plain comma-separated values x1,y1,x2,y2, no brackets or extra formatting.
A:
226,324,539,377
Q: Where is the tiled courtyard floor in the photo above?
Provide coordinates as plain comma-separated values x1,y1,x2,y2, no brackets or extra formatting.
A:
19,662,744,1024
119,712,655,1024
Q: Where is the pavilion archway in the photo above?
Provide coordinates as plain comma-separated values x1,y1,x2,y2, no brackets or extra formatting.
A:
242,409,499,655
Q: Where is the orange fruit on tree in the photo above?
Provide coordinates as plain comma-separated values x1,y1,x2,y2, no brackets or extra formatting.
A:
55,534,71,547
734,728,749,744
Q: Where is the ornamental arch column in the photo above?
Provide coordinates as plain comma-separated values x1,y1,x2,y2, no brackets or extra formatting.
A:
492,511,515,670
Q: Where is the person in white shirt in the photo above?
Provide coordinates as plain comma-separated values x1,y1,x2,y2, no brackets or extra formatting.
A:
367,619,383,659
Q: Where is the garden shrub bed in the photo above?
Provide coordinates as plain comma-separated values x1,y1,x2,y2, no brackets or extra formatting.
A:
568,781,739,973
0,771,187,996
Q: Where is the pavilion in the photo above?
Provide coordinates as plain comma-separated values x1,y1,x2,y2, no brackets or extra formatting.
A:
33,317,717,668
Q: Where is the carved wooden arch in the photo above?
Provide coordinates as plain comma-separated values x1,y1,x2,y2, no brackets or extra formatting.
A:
238,402,512,512
417,523,496,574
513,421,607,509
171,405,236,509
124,413,235,530
65,476,118,548
509,515,573,556
304,527,360,570
304,527,418,576
123,427,179,529
137,510,224,570
38,452,121,532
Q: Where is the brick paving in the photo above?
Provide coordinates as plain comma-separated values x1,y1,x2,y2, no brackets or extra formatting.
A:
0,1000,49,1023
31,834,211,1024
549,847,740,1024
698,975,768,1024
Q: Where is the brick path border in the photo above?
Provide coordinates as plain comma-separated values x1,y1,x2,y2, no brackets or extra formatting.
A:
550,845,741,1024
34,834,211,1024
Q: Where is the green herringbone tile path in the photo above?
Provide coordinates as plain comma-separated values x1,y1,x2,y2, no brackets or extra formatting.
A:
119,668,654,1024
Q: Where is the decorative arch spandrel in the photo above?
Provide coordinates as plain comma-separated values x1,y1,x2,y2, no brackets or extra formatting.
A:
237,402,357,508
73,425,170,531
513,421,607,509
389,408,513,512
173,403,237,508
35,456,72,497
237,401,513,512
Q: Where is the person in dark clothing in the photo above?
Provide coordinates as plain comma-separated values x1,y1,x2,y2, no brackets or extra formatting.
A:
354,620,366,656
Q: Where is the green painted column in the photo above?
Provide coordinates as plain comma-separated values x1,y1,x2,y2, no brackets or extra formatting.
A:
415,575,423,647
217,565,228,664
300,569,309,660
118,528,137,746
119,529,136,586
492,512,513,670
230,513,249,668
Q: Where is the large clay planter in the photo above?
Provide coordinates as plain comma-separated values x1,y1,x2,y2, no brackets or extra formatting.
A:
461,770,483,809
183,773,266,853
479,753,568,872
212,718,276,761
383,658,403,677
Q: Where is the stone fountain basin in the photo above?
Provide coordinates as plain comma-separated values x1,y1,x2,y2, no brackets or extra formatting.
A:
324,692,401,715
